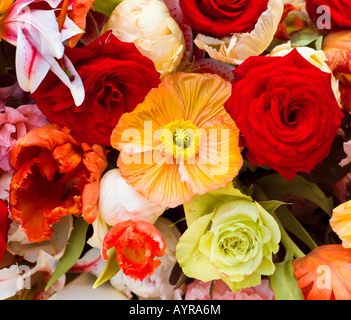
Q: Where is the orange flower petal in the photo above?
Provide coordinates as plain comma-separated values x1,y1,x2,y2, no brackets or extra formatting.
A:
9,124,78,171
9,158,80,242
80,143,108,223
293,245,351,300
330,200,351,248
117,151,194,208
163,72,233,128
112,72,242,208
111,82,184,154
68,0,95,48
181,116,243,196
8,126,104,242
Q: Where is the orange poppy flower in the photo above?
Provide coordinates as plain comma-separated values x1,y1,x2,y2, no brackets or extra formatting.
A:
102,219,166,281
111,72,243,208
9,124,107,242
292,245,351,300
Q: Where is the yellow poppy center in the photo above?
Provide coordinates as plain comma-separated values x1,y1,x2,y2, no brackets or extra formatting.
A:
161,119,201,161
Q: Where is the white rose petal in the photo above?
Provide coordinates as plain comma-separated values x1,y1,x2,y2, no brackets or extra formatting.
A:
101,0,185,78
194,0,284,65
98,168,166,227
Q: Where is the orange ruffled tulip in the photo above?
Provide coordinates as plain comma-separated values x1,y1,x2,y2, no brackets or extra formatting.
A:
102,219,166,281
9,124,107,242
111,72,243,208
293,245,351,300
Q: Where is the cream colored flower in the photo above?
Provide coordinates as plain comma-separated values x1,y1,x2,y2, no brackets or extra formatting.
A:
330,200,351,248
88,168,166,249
269,42,341,105
194,0,284,65
98,168,166,227
101,0,185,78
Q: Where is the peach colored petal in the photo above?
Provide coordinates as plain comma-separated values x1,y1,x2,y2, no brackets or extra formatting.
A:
330,200,351,248
111,82,184,154
293,245,351,300
117,151,194,208
182,116,243,196
163,72,234,129
80,143,108,223
68,0,95,48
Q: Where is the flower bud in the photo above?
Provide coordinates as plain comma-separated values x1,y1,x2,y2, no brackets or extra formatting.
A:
101,0,185,78
98,168,166,227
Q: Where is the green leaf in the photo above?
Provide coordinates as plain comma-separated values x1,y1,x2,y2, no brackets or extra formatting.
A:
45,217,89,291
270,260,304,300
93,0,123,17
93,247,120,288
253,180,318,250
255,173,333,215
315,35,324,51
291,28,320,47
258,200,288,215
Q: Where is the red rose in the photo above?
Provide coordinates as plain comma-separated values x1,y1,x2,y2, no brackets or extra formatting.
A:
0,200,10,261
306,0,351,30
31,31,161,146
225,49,344,180
102,219,166,281
179,0,269,37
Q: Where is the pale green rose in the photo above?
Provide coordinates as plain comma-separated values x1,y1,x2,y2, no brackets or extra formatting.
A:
176,183,281,291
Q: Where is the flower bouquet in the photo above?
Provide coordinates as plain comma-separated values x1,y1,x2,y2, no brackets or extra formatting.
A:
1,0,351,302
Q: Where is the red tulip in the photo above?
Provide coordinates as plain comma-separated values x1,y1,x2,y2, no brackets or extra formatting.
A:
102,220,166,281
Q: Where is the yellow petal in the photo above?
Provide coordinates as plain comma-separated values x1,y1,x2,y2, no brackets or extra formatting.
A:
0,0,13,14
111,82,184,154
163,72,234,130
330,200,351,248
181,116,243,196
117,151,194,208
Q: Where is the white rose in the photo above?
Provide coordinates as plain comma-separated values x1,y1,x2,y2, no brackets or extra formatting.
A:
194,0,284,65
101,0,185,78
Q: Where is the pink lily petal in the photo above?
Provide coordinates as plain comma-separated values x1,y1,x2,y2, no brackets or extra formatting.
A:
15,28,51,93
179,23,194,66
7,0,62,17
47,54,85,106
1,0,85,105
61,16,84,42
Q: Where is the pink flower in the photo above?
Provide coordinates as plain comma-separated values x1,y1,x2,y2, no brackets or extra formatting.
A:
0,104,48,171
185,279,275,300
